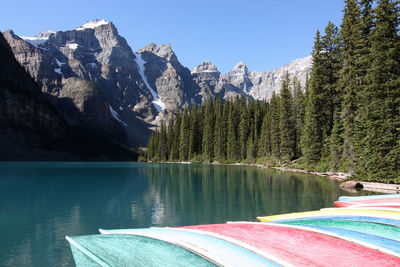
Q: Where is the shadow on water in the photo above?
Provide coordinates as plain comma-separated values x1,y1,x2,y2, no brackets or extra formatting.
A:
0,162,374,266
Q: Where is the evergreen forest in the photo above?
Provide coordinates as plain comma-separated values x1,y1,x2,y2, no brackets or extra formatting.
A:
143,0,400,183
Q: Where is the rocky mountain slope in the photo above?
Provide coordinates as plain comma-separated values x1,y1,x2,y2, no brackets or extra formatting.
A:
4,20,152,146
4,19,312,147
0,31,137,160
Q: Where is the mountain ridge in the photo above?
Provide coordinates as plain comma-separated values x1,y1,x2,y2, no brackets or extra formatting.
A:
4,19,312,147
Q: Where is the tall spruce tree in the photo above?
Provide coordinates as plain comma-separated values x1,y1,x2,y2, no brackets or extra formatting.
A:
179,108,190,161
159,120,168,161
279,72,296,160
147,132,155,161
170,111,181,160
154,129,160,161
252,100,262,158
330,107,344,170
167,116,175,159
227,98,240,160
239,101,250,160
302,30,325,165
202,99,215,160
292,76,306,157
214,98,226,161
259,105,271,157
359,0,374,77
340,0,363,171
188,104,199,159
356,0,400,182
321,21,342,136
270,92,281,163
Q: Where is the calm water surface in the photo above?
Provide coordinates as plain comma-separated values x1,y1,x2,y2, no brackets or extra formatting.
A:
0,162,372,266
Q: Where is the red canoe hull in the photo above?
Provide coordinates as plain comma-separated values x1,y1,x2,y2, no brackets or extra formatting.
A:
335,197,400,206
180,222,400,267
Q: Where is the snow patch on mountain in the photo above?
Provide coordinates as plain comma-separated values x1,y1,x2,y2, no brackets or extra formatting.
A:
77,19,110,30
66,43,78,50
109,105,128,127
134,52,165,113
20,30,54,48
55,58,65,67
20,36,47,47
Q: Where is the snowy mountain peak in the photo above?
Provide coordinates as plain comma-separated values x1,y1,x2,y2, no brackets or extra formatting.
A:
277,55,313,71
35,30,55,39
77,19,110,30
20,30,54,47
232,61,248,72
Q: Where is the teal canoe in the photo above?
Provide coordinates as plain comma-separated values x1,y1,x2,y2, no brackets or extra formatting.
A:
339,194,400,202
100,228,280,266
66,234,217,267
277,219,400,242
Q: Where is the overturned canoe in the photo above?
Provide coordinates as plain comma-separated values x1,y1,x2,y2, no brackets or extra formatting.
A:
179,222,400,267
66,234,217,267
334,197,400,208
257,208,400,222
334,201,400,208
339,194,400,202
276,218,400,241
274,221,400,255
99,228,280,267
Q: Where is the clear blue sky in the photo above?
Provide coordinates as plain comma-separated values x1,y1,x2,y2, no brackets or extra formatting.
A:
2,0,344,73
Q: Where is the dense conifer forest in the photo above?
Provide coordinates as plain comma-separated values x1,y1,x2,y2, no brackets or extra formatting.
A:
142,0,400,183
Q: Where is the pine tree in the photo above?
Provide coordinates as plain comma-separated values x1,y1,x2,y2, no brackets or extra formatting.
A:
227,98,239,160
302,30,325,165
270,92,281,163
252,100,262,158
356,0,400,182
246,137,254,161
321,21,342,136
222,99,230,158
170,111,181,161
330,107,344,170
159,120,168,161
188,104,199,159
167,116,175,159
239,100,250,160
340,0,363,171
147,132,155,161
179,108,190,161
259,105,271,157
154,129,160,161
292,76,306,157
202,99,215,160
279,72,296,160
359,0,374,78
213,98,226,161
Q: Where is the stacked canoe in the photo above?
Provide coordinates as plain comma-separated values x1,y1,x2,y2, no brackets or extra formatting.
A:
67,194,400,266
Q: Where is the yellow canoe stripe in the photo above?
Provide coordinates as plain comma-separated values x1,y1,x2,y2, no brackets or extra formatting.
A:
257,208,400,222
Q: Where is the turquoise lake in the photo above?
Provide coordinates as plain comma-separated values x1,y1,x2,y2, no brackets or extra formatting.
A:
0,162,371,266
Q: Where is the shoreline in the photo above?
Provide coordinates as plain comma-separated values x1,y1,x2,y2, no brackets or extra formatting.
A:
162,161,400,194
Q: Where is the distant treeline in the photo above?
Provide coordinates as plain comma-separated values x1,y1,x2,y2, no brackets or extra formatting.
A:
143,0,400,183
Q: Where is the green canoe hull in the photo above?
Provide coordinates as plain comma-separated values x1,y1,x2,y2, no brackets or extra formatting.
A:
66,234,217,267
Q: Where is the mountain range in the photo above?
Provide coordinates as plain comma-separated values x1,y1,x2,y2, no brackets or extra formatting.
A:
2,19,312,156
